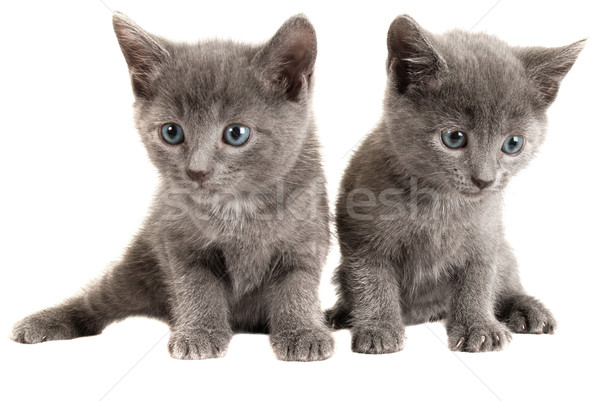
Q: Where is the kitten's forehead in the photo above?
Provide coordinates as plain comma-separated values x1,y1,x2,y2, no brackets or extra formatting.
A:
156,40,265,118
432,32,530,124
178,40,256,79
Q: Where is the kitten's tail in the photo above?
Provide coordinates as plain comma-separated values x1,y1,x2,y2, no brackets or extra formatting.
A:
325,302,352,330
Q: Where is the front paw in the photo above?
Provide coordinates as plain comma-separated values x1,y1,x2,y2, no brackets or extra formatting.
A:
351,324,406,354
12,310,79,344
168,328,232,360
270,328,334,361
447,320,511,352
504,296,557,334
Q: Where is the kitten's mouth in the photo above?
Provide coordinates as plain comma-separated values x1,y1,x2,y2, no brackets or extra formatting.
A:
458,186,487,198
196,184,217,194
459,188,488,199
182,180,218,195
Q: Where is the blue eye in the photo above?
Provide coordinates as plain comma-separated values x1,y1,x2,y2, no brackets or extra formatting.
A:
441,130,467,149
223,124,251,146
161,123,185,145
502,136,524,154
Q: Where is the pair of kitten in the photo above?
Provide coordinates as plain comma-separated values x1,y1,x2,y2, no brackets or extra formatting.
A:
12,12,584,360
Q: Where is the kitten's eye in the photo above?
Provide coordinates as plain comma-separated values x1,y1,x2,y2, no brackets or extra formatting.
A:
441,130,467,149
161,123,185,145
223,124,251,146
502,136,524,155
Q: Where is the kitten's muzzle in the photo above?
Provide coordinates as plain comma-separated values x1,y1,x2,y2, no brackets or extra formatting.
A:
186,168,212,183
470,176,494,190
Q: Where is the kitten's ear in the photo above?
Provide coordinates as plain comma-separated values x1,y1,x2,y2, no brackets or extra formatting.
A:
252,15,317,101
515,39,586,106
112,12,170,99
387,15,448,94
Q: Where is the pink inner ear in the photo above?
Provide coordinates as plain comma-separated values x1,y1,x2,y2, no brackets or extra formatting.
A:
116,27,158,76
422,76,442,91
517,39,585,105
113,16,169,99
540,80,559,102
529,66,569,105
278,32,316,99
119,32,158,98
252,15,317,100
288,35,312,62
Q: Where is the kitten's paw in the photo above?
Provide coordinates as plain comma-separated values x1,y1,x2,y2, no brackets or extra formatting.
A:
447,321,511,352
168,328,232,360
351,325,406,354
270,328,334,361
504,296,556,334
12,311,79,344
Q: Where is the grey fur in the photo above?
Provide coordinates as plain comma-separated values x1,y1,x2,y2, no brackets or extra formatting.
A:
12,12,334,361
326,15,585,353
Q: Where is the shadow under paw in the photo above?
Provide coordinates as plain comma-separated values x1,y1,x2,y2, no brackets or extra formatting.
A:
351,325,405,354
324,305,351,330
168,328,232,360
270,328,334,361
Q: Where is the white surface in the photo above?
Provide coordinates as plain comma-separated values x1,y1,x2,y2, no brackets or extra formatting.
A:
0,1,598,400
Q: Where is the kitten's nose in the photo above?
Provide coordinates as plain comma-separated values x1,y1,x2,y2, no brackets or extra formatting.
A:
186,168,212,182
471,176,494,190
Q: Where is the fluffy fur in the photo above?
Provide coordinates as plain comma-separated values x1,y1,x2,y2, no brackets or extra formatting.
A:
12,12,334,361
326,15,585,353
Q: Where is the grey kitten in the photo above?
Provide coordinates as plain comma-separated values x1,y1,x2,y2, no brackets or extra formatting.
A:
326,15,584,353
12,12,334,361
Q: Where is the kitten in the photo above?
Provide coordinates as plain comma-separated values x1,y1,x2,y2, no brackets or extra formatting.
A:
326,15,584,353
12,12,334,361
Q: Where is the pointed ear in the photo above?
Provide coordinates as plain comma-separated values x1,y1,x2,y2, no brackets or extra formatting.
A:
515,39,586,105
252,15,317,101
112,12,170,99
387,15,448,94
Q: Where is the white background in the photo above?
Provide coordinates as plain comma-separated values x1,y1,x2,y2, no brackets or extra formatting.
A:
1,1,598,400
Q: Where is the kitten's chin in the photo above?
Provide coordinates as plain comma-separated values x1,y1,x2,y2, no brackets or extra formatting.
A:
193,185,220,199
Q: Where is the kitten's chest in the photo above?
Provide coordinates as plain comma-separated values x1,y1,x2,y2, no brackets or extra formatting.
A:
397,202,500,282
201,211,287,244
400,224,462,276
396,215,478,278
222,241,275,296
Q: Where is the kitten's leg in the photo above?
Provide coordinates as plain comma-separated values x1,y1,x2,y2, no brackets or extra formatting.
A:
166,255,232,360
341,257,405,354
12,237,169,344
494,245,557,334
446,251,512,352
266,256,334,362
325,265,353,330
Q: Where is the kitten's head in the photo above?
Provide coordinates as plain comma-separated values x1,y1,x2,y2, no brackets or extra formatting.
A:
383,15,585,199
112,12,317,199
